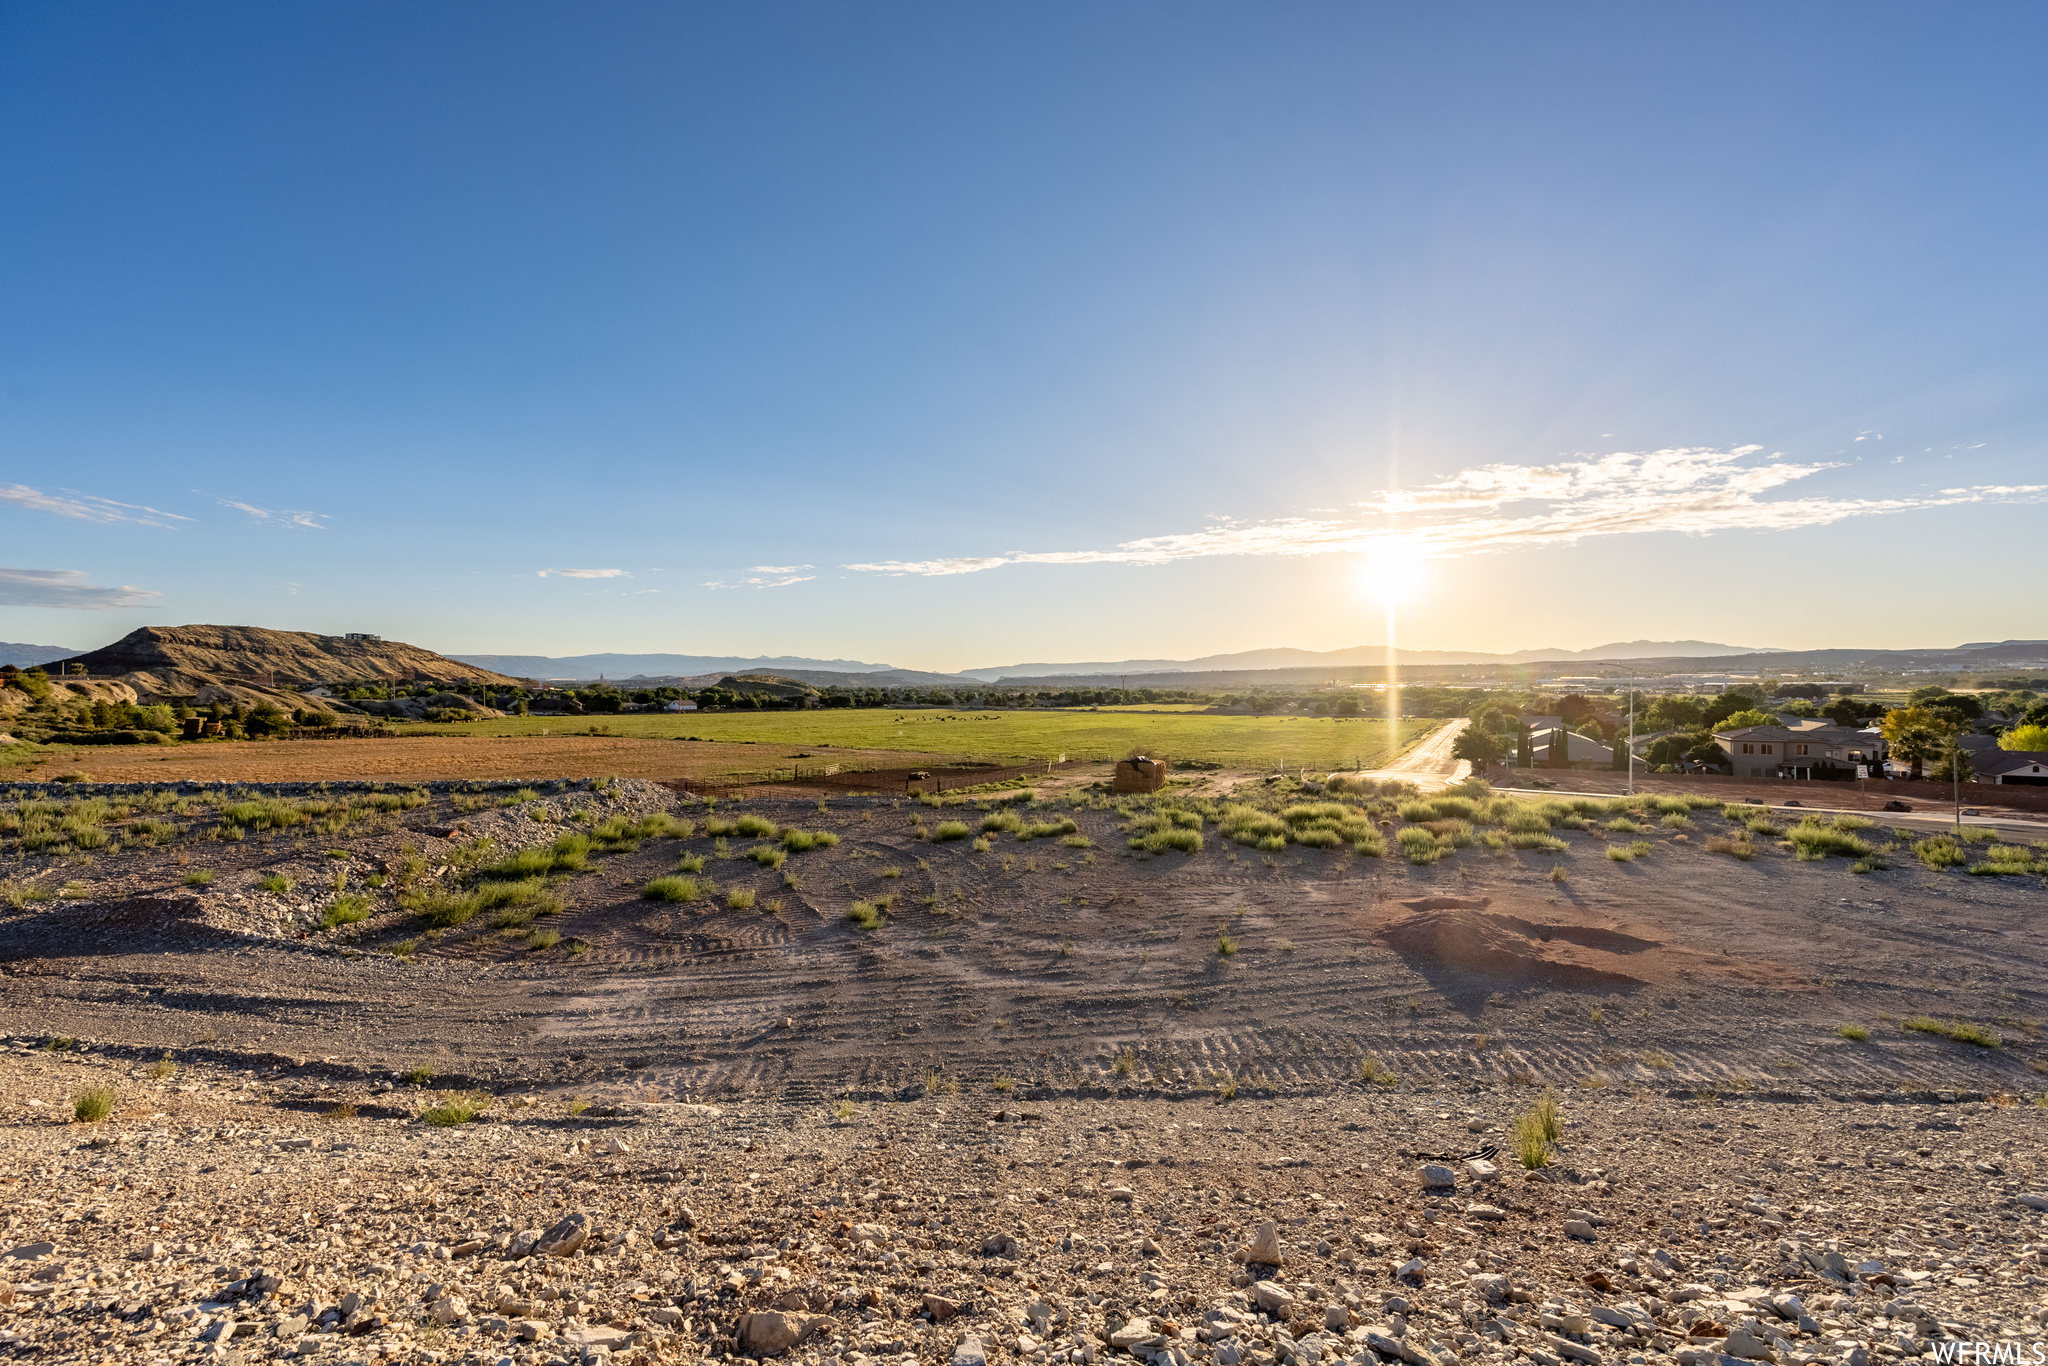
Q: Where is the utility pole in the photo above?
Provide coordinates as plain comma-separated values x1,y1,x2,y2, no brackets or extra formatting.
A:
1627,689,1635,796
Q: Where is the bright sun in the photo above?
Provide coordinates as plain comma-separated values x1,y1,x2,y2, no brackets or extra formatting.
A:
1356,546,1429,603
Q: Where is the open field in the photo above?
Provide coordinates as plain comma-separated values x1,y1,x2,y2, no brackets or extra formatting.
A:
412,710,1433,772
0,713,1433,788
5,775,2045,1364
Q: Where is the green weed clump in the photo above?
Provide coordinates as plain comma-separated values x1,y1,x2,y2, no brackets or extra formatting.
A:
73,1085,118,1123
1787,818,1874,860
734,814,778,838
934,821,972,842
1605,840,1653,862
1359,1056,1398,1087
643,875,703,903
1705,836,1755,860
1836,1024,1871,1041
1914,836,1968,869
1903,1016,1999,1048
183,869,215,887
846,900,887,930
749,845,787,869
727,888,756,910
321,893,372,928
780,829,839,852
1508,1088,1562,1169
421,1091,488,1127
1397,826,1442,864
980,810,1024,835
1018,818,1079,841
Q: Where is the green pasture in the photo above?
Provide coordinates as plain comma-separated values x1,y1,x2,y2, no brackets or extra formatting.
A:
421,709,1438,772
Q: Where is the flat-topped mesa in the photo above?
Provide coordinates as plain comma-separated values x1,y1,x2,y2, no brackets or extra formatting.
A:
49,625,521,696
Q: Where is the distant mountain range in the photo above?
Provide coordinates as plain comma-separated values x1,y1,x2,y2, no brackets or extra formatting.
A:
448,640,1777,684
954,640,1780,681
0,641,80,669
450,652,962,686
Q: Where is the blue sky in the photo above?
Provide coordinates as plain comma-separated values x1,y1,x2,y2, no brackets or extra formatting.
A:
3,3,2044,672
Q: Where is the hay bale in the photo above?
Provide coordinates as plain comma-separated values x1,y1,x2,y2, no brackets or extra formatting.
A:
1113,756,1169,793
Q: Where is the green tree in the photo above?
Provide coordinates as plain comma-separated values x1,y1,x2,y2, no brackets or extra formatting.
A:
1453,727,1505,767
1999,723,2048,752
1718,708,1777,730
1880,706,1950,781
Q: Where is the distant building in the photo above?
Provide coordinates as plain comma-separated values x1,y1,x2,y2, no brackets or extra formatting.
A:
664,700,697,712
343,633,382,643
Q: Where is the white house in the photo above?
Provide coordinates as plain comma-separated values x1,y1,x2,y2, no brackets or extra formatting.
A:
1975,751,2048,786
663,700,697,712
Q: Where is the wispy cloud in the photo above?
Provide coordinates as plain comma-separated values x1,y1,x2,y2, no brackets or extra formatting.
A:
221,500,327,529
704,566,816,589
0,567,160,610
538,568,629,579
1,484,190,529
847,445,2048,576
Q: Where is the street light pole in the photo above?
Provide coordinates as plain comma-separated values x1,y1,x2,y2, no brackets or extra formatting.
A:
1627,689,1635,796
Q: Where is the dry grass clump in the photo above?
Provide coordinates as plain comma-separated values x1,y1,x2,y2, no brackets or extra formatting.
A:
934,821,972,842
1605,840,1653,862
1509,1089,1561,1168
846,900,887,931
642,875,703,903
1358,1055,1398,1088
1705,835,1755,860
1835,1024,1871,1041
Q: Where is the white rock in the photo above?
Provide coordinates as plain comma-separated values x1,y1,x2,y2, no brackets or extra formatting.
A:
1242,1222,1284,1267
1110,1317,1158,1349
431,1295,468,1325
1465,1204,1506,1221
1720,1325,1776,1361
1252,1282,1294,1319
1465,1158,1498,1183
1396,1256,1426,1279
1418,1164,1457,1189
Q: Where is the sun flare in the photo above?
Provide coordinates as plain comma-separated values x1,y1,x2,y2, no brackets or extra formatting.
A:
1355,545,1430,603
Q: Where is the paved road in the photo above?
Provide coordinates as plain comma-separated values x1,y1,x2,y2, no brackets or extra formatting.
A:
1353,717,1470,790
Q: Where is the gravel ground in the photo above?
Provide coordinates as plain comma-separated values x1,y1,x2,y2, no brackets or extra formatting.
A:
1,1046,2042,1366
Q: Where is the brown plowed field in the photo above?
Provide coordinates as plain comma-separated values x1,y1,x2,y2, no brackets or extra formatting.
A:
7,735,975,785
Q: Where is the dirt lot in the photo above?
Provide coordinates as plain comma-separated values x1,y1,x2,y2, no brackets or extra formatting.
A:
5,780,2045,1102
4,779,2047,1365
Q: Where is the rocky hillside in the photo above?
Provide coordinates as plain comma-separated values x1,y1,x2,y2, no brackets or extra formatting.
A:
51,625,519,699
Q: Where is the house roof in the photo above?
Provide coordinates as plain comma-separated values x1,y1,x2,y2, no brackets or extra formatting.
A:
1975,750,2048,777
1714,724,1874,746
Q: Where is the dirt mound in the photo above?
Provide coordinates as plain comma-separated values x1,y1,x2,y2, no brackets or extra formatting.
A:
52,625,519,697
1376,897,1659,989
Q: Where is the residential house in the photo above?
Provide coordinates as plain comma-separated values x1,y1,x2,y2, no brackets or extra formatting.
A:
663,699,698,712
1528,726,1615,768
1714,724,1885,780
1974,751,2048,786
